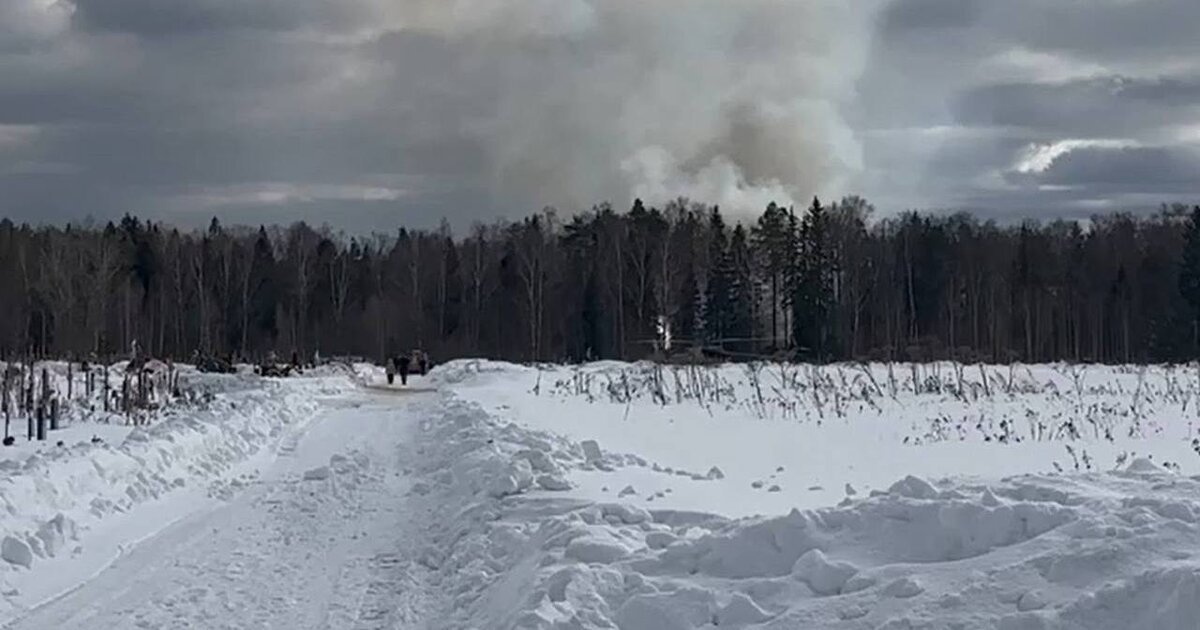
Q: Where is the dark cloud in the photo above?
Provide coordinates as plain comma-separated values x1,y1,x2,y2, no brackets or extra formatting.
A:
69,0,367,36
954,76,1200,136
0,0,500,232
879,0,1200,60
0,0,1196,234
854,0,1200,216
881,0,982,33
1039,146,1200,191
1,1,878,232
999,0,1200,62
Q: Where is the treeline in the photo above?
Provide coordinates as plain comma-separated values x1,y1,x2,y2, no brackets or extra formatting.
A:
1,199,1200,364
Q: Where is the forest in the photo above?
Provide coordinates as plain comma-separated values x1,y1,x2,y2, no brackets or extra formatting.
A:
1,198,1199,365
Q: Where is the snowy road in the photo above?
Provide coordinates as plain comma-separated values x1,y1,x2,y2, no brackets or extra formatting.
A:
7,389,439,630
10,361,1200,629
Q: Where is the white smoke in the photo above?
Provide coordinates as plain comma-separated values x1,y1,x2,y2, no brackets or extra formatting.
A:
392,0,877,217
18,0,879,223
621,146,797,214
3,0,74,42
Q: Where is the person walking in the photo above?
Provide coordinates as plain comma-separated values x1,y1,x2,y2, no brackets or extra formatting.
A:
397,354,410,386
385,357,396,385
418,351,429,376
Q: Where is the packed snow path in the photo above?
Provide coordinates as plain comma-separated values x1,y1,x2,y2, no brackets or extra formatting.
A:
9,360,1200,629
7,388,438,630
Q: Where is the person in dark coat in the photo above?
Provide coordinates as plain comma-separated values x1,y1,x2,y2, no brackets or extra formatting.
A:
418,351,429,376
397,354,410,386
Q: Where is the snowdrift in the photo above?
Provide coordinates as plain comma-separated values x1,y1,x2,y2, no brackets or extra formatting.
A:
5,357,1199,628
417,359,1200,629
0,371,352,593
436,359,1200,516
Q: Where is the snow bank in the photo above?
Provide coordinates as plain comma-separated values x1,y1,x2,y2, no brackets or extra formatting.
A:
427,358,536,388
422,426,1200,628
0,373,347,574
415,360,1200,629
433,359,1200,517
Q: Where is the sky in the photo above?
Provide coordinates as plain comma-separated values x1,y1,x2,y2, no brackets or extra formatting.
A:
0,0,1197,233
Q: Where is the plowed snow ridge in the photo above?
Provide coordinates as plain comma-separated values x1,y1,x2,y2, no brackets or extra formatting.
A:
3,360,1200,629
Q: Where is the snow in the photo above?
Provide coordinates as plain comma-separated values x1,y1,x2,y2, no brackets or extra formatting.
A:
423,359,1200,629
793,548,861,595
439,360,1200,516
4,358,1200,628
3,371,441,628
0,537,32,569
0,367,363,620
302,465,332,480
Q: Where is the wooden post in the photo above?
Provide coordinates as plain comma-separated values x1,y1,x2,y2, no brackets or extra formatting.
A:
50,397,59,431
3,364,9,439
138,368,146,410
28,362,35,414
67,361,73,401
103,367,110,413
26,357,34,413
122,374,130,421
20,364,28,415
39,367,50,438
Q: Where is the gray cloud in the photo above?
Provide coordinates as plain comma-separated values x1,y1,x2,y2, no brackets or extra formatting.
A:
854,0,1200,217
1,0,880,231
1037,146,1200,191
69,0,370,36
0,0,1196,233
881,0,982,32
955,76,1200,135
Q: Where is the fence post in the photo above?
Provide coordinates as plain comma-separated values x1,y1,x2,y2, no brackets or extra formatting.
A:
2,365,9,439
122,374,130,422
21,364,29,415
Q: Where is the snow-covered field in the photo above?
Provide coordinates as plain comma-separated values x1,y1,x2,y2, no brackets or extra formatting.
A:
3,359,1200,629
430,360,1200,629
0,366,364,618
442,360,1200,516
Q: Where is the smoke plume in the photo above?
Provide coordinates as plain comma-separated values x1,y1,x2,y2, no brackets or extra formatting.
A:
397,0,875,216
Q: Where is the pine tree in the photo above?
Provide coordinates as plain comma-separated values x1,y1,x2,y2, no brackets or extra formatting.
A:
1179,206,1200,355
752,202,790,350
441,235,463,340
793,197,834,361
676,269,700,348
727,224,755,354
249,227,279,354
703,207,733,346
